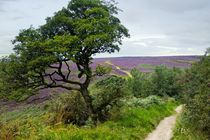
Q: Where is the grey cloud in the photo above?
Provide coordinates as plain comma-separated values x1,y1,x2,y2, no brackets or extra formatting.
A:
116,0,210,56
10,16,25,21
0,0,21,13
143,0,210,13
0,9,6,13
0,0,210,56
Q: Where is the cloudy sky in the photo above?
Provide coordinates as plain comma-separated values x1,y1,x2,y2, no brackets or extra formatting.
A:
0,0,210,57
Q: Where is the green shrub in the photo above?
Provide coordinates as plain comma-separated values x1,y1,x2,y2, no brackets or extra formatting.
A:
180,53,210,137
124,95,164,108
92,76,127,122
40,101,177,140
0,99,177,140
49,92,89,126
151,66,182,97
0,105,47,140
173,113,209,140
95,64,112,76
0,55,35,101
127,66,182,98
127,68,152,97
185,88,210,132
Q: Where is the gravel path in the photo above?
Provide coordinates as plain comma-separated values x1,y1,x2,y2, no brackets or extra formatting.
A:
145,105,183,140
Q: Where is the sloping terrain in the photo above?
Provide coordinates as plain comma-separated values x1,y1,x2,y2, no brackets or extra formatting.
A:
0,56,199,113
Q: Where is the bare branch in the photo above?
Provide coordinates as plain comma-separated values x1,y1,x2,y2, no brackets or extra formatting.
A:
48,65,59,69
38,84,80,91
64,61,71,80
54,78,81,85
76,63,84,78
43,67,81,86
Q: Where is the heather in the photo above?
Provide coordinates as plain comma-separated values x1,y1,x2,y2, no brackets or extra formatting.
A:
1,54,209,139
0,0,209,139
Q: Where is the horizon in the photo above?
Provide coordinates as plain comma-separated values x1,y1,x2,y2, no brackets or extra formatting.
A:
0,53,202,59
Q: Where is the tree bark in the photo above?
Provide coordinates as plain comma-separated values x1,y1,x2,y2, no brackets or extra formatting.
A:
80,87,97,125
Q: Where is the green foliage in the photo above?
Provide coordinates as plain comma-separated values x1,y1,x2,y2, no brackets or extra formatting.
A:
43,102,176,140
173,114,209,140
151,66,182,97
112,101,176,128
127,68,152,97
92,76,126,121
124,95,164,108
0,100,177,140
0,105,47,140
127,66,182,98
0,0,129,123
11,0,129,90
205,47,210,56
0,55,34,101
181,54,210,136
7,88,34,102
95,64,112,76
49,92,88,126
138,64,156,69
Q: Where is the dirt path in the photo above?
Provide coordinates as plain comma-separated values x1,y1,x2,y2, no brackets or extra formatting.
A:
145,105,183,140
105,60,132,77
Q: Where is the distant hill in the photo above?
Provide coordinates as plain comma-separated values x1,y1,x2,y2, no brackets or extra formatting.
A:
92,55,200,75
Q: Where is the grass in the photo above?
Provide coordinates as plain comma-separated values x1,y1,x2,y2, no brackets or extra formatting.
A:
0,105,48,140
138,64,156,69
172,114,209,140
0,101,177,140
170,59,195,64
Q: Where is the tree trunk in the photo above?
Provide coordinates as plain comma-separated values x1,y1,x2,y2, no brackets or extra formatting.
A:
80,87,97,125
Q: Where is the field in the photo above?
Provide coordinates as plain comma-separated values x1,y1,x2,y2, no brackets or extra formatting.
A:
92,56,199,75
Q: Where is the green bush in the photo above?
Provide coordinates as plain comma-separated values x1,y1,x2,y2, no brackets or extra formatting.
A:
0,97,177,140
0,105,47,140
127,66,182,98
125,95,164,108
40,101,177,140
49,92,89,126
0,55,35,101
95,64,112,76
151,66,182,97
92,76,126,122
178,52,210,138
127,68,152,97
173,113,209,140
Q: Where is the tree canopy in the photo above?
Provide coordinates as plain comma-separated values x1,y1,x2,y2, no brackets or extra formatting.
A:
11,0,129,90
1,0,129,123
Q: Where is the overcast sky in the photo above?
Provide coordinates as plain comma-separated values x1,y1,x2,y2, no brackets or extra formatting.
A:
0,0,210,57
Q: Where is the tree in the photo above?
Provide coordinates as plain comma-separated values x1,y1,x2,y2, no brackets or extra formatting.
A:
151,66,182,97
11,0,129,123
182,49,210,135
127,68,150,97
0,54,33,100
205,47,210,56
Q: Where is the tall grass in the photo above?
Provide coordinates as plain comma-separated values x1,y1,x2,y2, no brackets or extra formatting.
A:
172,114,209,140
0,101,177,140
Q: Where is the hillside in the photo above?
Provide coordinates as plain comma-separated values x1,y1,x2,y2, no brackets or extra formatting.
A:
0,56,199,111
